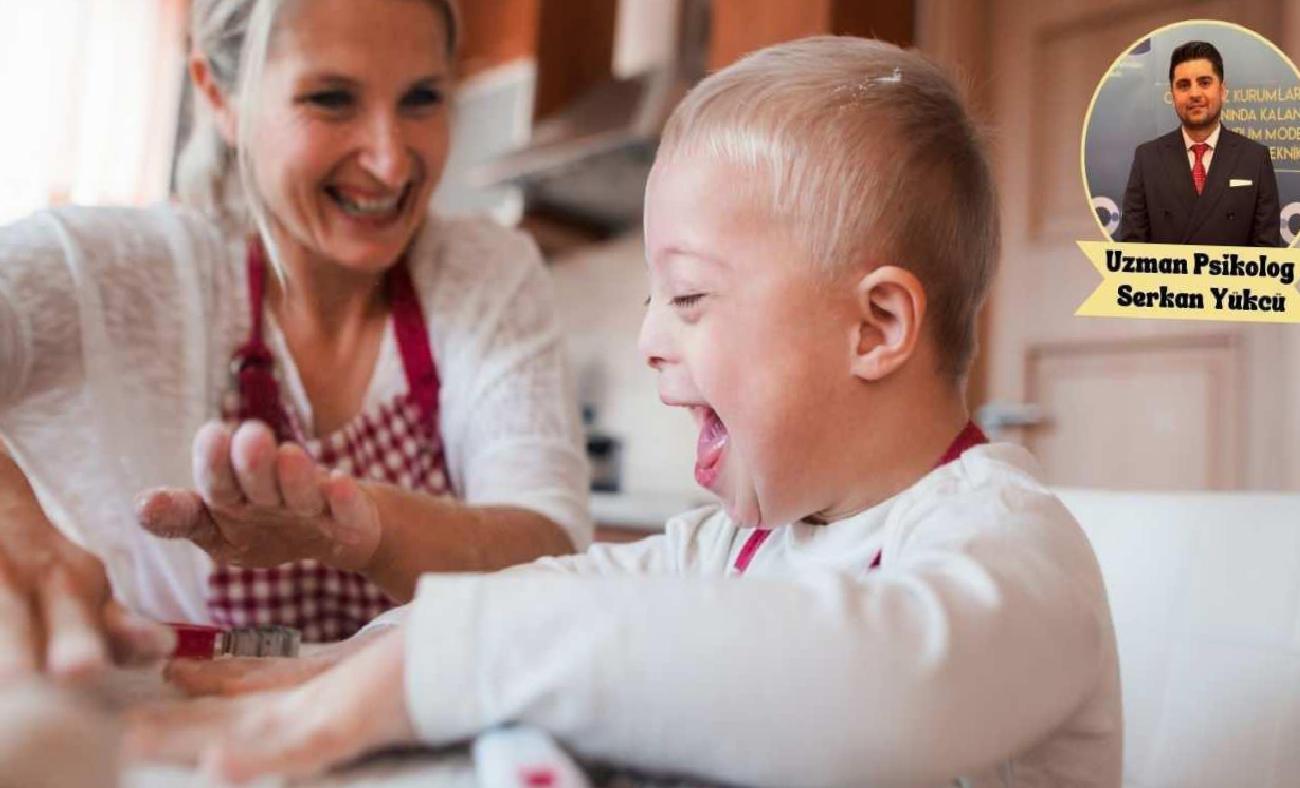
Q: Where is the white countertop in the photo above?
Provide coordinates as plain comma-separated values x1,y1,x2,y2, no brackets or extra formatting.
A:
589,490,714,530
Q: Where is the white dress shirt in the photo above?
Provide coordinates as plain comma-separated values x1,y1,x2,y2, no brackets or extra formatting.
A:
1183,122,1221,173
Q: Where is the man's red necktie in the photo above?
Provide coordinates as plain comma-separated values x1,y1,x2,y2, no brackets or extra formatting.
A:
1191,142,1210,194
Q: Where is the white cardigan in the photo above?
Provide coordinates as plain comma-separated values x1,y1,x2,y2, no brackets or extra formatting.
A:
0,205,590,623
402,444,1122,787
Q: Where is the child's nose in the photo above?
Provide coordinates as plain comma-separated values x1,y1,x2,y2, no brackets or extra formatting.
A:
638,306,675,370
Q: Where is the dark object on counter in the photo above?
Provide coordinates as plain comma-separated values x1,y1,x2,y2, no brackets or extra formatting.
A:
587,432,623,493
582,403,623,493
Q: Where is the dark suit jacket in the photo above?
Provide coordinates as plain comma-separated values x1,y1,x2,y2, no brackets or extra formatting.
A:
1116,126,1283,247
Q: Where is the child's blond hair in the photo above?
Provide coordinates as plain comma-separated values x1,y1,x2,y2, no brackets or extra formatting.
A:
657,36,999,381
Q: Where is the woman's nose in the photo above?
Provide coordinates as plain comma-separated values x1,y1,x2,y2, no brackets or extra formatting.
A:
358,113,410,188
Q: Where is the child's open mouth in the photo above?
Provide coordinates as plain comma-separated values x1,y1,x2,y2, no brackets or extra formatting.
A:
694,406,728,489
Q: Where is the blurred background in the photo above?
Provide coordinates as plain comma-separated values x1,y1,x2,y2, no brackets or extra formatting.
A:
4,0,1300,536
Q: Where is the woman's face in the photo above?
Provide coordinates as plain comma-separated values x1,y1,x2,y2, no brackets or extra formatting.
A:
248,0,451,271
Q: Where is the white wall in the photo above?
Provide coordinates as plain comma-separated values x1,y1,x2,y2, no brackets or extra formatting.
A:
550,232,701,498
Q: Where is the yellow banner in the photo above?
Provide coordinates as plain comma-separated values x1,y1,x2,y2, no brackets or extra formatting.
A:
1076,241,1300,322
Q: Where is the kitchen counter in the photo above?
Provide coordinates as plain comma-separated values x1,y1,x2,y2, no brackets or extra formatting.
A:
589,490,714,541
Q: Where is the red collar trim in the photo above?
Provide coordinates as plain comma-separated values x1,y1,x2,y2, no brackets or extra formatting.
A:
732,420,987,575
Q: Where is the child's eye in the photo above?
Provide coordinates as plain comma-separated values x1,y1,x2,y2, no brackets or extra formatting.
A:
669,294,705,308
302,90,354,110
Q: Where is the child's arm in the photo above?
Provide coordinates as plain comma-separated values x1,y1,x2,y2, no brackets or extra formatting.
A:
136,496,1105,786
130,510,1102,787
396,496,1105,786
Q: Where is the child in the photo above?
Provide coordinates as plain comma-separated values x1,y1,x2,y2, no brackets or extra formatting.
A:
130,36,1122,786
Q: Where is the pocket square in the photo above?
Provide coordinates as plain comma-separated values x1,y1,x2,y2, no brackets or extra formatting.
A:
1229,178,1253,187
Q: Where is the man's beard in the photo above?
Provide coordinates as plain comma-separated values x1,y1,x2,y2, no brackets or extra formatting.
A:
1180,104,1221,132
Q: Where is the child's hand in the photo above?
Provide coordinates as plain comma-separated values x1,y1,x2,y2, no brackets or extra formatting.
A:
135,420,381,572
164,627,385,697
126,628,414,782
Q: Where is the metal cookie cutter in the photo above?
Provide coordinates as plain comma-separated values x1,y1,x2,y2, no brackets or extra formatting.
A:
169,624,302,659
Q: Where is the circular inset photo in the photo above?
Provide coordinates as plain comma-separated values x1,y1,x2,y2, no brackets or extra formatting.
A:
1082,20,1300,248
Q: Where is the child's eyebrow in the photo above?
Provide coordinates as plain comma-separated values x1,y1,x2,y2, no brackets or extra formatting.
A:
660,244,728,270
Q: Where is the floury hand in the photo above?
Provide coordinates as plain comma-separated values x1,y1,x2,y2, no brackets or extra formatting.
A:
135,420,382,571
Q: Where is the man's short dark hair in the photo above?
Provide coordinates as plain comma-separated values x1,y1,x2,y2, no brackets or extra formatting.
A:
1169,40,1224,83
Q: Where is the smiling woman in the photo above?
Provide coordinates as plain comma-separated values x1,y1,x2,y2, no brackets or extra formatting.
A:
0,0,589,678
183,0,459,272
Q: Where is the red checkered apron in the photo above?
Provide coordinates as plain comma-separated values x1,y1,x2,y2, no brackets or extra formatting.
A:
209,239,450,642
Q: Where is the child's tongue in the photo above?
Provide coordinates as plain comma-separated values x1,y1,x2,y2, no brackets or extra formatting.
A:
695,408,728,488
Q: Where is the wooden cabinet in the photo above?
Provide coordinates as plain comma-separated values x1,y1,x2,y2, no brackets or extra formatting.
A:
457,1,916,103
710,0,915,70
455,0,540,79
454,0,616,118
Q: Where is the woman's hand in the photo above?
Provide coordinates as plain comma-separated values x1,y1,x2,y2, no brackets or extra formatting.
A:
0,451,175,682
135,421,381,571
126,627,414,782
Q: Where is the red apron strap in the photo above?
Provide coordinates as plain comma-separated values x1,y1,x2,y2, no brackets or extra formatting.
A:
232,242,441,443
245,237,267,340
384,259,441,433
232,238,293,442
732,420,989,575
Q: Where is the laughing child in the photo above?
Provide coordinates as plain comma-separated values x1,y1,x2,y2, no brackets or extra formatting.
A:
131,36,1122,787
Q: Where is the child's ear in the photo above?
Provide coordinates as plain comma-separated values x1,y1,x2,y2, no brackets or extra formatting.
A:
189,52,239,145
849,265,926,381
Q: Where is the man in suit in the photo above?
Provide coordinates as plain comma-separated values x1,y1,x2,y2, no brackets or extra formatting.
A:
1116,40,1284,247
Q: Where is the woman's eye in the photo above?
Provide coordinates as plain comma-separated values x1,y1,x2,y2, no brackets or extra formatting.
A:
303,90,353,110
401,87,445,108
669,293,705,308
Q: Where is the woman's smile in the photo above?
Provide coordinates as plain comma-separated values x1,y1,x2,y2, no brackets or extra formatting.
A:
324,181,412,226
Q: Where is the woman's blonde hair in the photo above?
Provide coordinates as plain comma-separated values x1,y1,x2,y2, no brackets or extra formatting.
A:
175,0,459,236
657,36,1000,382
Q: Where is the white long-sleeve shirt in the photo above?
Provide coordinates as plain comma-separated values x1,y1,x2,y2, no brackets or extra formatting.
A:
0,205,590,623
402,443,1122,787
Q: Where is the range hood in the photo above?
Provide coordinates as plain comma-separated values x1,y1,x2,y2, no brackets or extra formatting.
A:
471,0,711,233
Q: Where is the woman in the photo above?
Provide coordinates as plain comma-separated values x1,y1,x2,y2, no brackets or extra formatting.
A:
0,0,589,677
